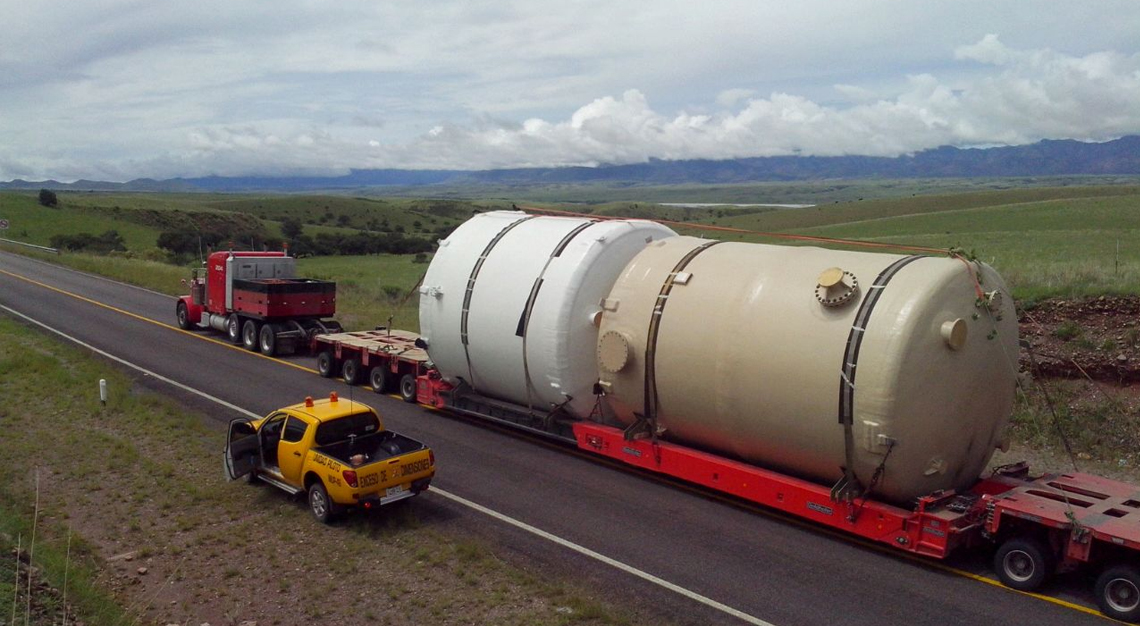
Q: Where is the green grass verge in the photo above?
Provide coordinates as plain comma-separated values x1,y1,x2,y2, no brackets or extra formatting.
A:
0,317,642,625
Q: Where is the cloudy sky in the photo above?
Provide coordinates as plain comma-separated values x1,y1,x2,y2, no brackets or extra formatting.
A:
2,1,1139,181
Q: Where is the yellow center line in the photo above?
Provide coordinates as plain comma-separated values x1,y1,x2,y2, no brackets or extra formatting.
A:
0,267,319,375
0,265,1114,622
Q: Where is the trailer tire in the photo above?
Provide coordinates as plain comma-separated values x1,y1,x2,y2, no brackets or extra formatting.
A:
176,301,192,330
226,314,242,344
1096,564,1140,621
369,367,389,393
342,358,362,385
307,481,336,524
259,324,278,356
994,536,1054,592
317,351,335,378
242,320,261,351
399,374,417,403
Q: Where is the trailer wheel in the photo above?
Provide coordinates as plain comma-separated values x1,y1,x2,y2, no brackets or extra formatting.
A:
317,351,335,378
369,367,389,393
307,481,336,524
399,374,417,403
258,324,278,356
1096,564,1140,621
342,358,362,385
176,301,191,330
242,320,261,351
226,314,242,344
994,536,1054,592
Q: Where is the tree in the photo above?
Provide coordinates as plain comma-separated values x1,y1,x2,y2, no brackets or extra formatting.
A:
38,189,58,207
281,217,304,240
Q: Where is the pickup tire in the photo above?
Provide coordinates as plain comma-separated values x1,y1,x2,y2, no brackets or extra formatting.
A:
308,481,337,524
317,351,336,378
369,366,389,393
342,358,362,385
242,320,260,351
994,536,1054,592
399,374,417,403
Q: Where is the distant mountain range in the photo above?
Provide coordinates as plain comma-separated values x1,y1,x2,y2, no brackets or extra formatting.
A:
5,136,1139,193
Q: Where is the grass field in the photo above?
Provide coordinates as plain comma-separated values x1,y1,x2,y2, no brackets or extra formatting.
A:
3,182,1140,320
0,318,642,625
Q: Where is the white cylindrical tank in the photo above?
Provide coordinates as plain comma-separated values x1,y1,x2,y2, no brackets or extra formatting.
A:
596,236,1018,503
419,211,676,418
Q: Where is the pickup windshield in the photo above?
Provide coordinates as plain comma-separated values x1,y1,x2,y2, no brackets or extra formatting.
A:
314,411,381,446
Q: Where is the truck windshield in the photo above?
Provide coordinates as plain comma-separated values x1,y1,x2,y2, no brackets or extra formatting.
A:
314,411,381,446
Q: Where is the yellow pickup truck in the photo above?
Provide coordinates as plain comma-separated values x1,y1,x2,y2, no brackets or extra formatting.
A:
224,393,435,523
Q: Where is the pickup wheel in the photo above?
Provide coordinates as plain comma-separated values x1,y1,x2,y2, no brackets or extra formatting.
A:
399,374,417,403
994,536,1054,592
316,351,336,378
259,324,278,356
242,320,261,351
226,314,242,344
308,481,336,524
369,367,389,393
1096,564,1140,622
176,301,192,330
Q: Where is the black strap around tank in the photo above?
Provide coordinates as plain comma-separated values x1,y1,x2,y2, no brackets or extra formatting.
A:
835,254,924,499
643,240,723,424
459,215,536,390
515,219,598,408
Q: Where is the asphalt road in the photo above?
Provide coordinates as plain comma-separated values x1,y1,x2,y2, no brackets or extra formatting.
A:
0,249,1115,626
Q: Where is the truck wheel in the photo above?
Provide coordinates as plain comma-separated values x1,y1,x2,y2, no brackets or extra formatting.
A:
259,324,278,356
994,536,1054,592
399,374,417,403
226,314,242,344
1096,564,1140,621
176,301,191,330
307,481,336,524
369,367,389,393
317,351,335,378
342,358,362,385
242,320,261,351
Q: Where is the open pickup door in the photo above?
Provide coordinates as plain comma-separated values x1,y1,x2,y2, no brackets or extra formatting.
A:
224,418,260,480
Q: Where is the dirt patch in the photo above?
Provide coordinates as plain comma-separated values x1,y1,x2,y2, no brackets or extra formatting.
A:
1019,295,1140,382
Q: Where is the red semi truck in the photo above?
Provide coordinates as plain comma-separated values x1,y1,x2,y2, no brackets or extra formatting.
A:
315,329,1140,622
176,250,341,356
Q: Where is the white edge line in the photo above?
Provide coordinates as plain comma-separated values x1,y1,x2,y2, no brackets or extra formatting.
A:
0,302,774,626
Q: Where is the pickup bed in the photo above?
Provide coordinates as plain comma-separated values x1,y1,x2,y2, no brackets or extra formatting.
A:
224,393,435,522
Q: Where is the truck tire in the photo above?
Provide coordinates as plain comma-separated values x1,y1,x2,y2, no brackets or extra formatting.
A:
994,536,1054,592
307,481,336,524
399,374,417,403
176,301,192,330
369,367,389,393
259,324,278,357
317,351,335,378
226,314,242,344
1096,564,1140,622
242,320,261,351
342,358,362,385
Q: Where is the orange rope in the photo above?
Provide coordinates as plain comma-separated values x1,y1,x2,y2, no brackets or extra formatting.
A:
514,204,988,299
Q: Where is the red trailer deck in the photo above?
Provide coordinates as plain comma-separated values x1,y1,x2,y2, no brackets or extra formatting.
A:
313,329,430,402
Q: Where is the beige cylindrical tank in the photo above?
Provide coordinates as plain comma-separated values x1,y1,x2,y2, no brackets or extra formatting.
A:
597,236,1018,503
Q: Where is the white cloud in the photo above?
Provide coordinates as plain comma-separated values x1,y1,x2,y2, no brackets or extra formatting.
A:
1,2,1139,180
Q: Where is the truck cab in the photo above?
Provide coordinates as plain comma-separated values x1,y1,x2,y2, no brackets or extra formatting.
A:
225,393,435,523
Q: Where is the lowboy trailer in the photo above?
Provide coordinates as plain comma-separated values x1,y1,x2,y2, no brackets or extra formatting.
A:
319,329,1140,621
